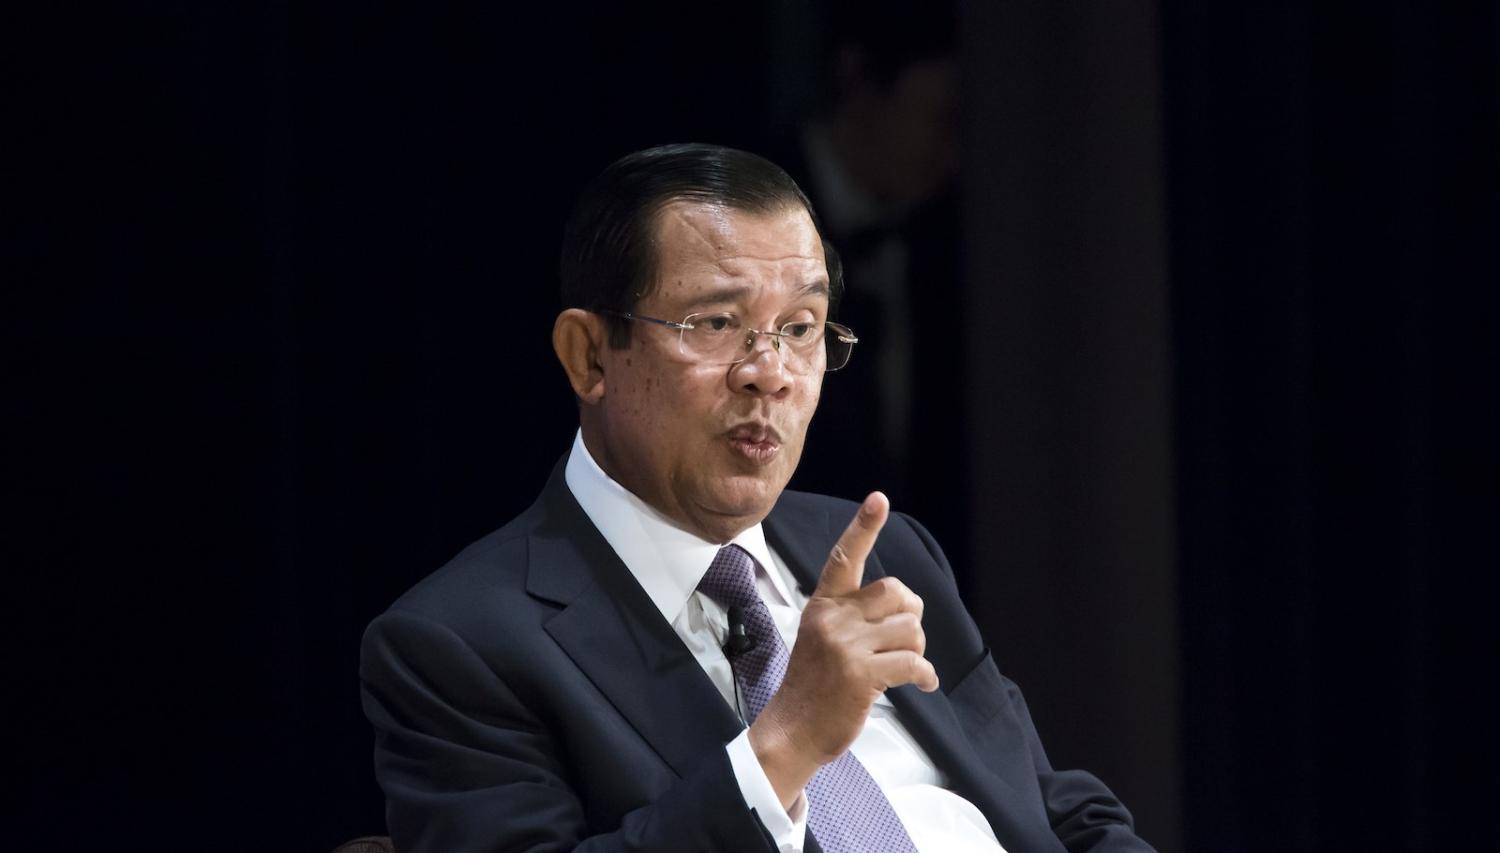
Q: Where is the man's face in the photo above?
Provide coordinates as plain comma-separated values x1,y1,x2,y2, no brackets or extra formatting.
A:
585,200,829,543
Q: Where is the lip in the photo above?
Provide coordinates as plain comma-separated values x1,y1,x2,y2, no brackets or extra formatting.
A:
725,422,783,464
725,422,784,444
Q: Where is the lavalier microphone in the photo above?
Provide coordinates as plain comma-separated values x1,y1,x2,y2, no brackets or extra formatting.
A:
722,606,758,659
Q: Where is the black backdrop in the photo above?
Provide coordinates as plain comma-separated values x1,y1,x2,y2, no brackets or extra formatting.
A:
9,3,1497,851
1163,5,1499,850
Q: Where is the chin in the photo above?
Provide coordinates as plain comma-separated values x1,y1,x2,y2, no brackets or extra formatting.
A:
705,473,785,519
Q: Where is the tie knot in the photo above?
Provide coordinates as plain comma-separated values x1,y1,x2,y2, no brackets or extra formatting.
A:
697,544,760,611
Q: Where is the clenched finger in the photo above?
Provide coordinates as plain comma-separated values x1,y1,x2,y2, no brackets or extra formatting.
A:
866,611,926,657
851,576,924,621
870,649,940,693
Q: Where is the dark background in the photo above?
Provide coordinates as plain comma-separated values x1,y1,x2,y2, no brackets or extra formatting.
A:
8,2,1497,851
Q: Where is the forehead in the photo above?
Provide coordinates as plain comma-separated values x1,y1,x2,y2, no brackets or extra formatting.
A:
648,200,828,306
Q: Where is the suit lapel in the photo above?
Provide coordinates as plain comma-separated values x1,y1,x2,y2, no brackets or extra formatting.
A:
527,465,743,781
764,497,1065,853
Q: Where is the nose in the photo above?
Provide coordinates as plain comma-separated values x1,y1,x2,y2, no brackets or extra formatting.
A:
729,332,794,398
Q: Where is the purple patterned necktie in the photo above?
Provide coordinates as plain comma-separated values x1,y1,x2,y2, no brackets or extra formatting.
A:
699,545,919,853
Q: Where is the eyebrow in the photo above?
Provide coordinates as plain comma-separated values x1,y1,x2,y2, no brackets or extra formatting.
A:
797,279,832,299
690,279,831,307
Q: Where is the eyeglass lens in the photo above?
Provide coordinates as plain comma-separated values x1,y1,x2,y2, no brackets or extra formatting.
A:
678,314,854,372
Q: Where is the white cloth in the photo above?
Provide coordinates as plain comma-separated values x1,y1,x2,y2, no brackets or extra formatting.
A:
564,431,1003,852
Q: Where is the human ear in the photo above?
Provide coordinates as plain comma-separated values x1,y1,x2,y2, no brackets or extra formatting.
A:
553,309,608,404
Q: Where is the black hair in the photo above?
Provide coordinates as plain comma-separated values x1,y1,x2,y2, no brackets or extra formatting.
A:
559,143,843,348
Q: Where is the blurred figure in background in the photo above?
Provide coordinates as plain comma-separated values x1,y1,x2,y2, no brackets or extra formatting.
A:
773,0,970,576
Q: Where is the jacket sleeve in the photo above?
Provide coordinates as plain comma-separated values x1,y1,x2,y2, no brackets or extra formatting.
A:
360,609,782,853
1006,675,1157,853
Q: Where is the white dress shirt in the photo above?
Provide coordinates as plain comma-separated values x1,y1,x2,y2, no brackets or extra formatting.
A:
564,431,1004,852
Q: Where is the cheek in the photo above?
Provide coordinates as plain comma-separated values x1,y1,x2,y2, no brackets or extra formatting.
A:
795,381,823,427
613,362,662,408
616,370,707,437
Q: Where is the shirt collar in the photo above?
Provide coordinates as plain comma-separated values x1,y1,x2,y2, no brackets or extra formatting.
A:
563,430,794,624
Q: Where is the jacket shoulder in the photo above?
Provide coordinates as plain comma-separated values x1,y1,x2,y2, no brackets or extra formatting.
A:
381,495,545,622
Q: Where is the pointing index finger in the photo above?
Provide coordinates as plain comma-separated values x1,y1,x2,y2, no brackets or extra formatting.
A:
815,492,889,597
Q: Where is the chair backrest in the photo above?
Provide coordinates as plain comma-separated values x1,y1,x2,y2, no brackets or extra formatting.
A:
331,836,393,853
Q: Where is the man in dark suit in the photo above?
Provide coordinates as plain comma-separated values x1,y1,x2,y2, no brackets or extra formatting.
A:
360,144,1154,852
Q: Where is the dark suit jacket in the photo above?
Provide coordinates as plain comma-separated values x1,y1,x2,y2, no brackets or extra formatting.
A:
360,461,1153,852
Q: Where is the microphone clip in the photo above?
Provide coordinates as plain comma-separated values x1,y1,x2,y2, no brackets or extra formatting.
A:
722,605,758,659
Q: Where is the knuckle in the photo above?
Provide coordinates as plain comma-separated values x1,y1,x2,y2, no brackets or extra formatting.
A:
896,614,924,649
909,653,930,681
890,610,919,631
875,578,921,612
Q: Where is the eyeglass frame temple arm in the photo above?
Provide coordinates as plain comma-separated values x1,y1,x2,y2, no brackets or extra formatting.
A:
610,311,692,331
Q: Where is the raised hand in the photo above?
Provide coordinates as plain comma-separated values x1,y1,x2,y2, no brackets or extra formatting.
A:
749,492,938,807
